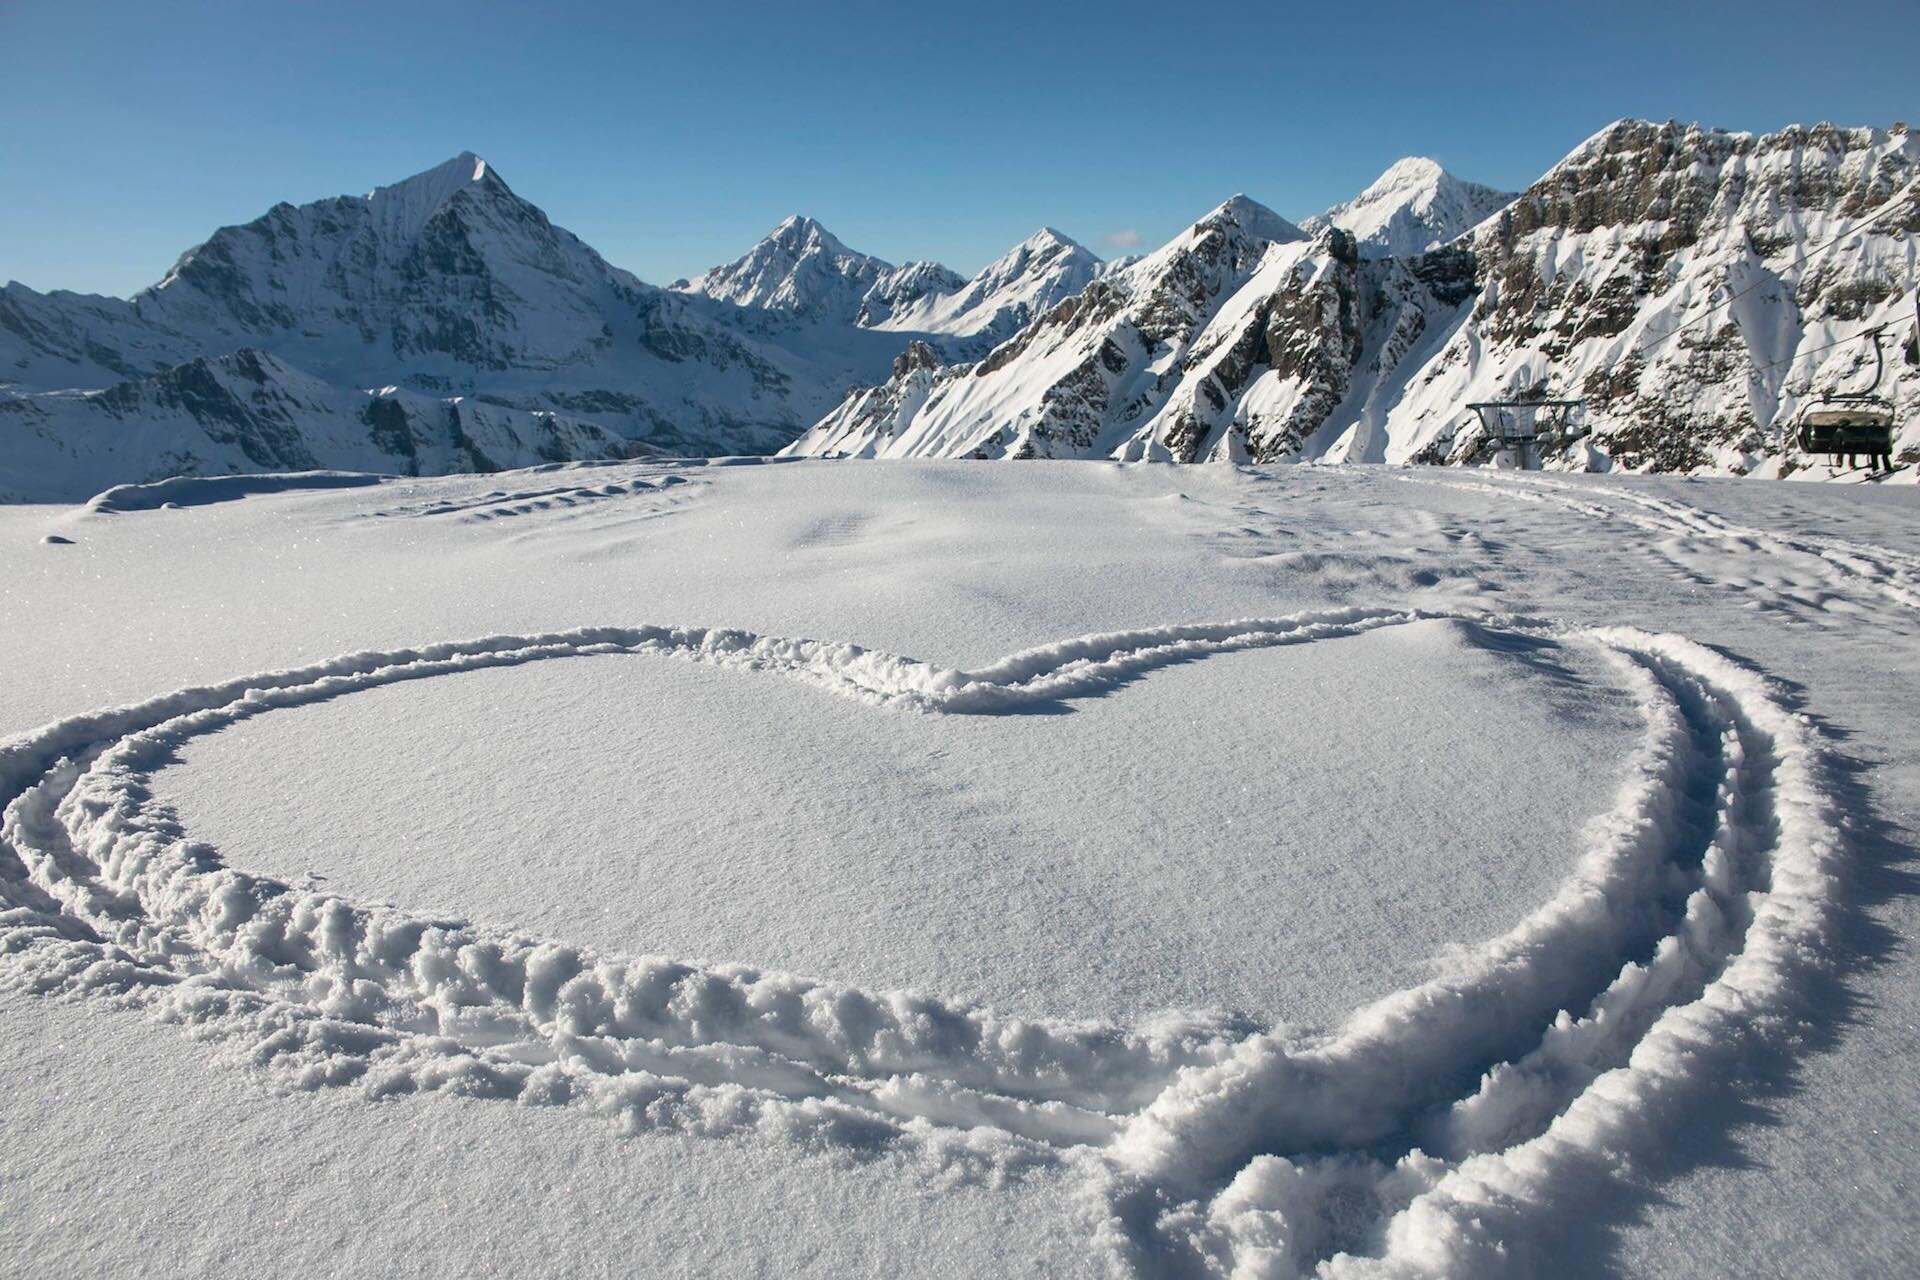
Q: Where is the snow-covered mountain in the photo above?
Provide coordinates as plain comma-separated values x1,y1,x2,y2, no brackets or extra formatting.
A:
9,124,1916,497
1,154,916,496
1300,156,1514,259
868,228,1103,351
788,195,1319,460
676,218,1103,352
671,214,965,327
789,121,1920,477
855,259,970,327
1395,120,1920,474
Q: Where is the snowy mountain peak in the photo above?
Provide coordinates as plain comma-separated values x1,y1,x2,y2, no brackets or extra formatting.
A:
1021,227,1078,252
865,226,1102,346
370,151,502,204
675,215,899,318
358,151,510,240
1196,194,1307,246
1374,155,1447,187
988,227,1099,278
1301,157,1513,258
764,214,850,255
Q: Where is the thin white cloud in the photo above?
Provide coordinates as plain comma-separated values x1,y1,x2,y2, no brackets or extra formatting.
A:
1102,228,1143,250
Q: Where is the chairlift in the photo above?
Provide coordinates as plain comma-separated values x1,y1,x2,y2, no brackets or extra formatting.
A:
1465,399,1587,470
1795,327,1896,470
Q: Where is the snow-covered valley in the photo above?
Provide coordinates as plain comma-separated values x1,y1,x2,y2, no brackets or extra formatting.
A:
3,459,1916,1276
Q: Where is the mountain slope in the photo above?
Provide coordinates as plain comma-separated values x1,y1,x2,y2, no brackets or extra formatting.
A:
0,347,636,503
869,228,1103,351
671,214,962,325
792,121,1920,478
1300,157,1514,258
787,196,1318,459
1390,119,1920,474
2,155,916,481
677,218,1104,351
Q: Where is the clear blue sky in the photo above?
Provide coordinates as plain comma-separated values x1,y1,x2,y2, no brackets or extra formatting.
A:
2,0,1912,297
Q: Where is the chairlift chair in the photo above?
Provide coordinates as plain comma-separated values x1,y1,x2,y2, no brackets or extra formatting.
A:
1795,327,1897,468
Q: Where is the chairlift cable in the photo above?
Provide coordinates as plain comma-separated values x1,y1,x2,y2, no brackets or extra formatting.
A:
1615,174,1919,364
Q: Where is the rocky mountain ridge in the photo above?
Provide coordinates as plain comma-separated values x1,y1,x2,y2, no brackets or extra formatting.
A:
1,156,1123,498
671,214,967,326
9,125,1913,500
787,122,1920,479
0,154,914,496
674,218,1105,353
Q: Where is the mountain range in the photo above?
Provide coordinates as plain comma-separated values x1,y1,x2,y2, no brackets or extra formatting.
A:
789,120,1918,476
4,121,1914,500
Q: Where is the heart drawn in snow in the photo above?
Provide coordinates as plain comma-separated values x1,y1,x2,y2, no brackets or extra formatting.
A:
0,608,1843,1278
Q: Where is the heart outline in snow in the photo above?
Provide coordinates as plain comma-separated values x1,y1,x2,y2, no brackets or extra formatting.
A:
0,607,1843,1278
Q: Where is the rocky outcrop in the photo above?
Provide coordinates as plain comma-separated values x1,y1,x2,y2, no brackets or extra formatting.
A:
1389,119,1920,475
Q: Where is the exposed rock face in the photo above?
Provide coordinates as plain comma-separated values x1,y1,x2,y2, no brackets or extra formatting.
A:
790,121,1920,478
1389,119,1920,475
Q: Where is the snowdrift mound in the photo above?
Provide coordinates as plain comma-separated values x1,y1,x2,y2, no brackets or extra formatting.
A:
84,471,384,514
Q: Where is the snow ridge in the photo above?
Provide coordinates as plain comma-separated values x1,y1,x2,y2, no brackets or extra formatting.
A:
675,215,898,319
872,228,1104,348
1300,156,1515,258
0,602,1846,1273
786,194,1314,461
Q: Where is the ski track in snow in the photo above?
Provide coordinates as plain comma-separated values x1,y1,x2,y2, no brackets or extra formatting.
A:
357,470,700,525
0,593,1848,1276
1394,471,1920,620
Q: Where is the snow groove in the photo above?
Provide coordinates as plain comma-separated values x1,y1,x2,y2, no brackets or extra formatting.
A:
1087,629,1842,1277
360,470,698,523
1402,471,1920,616
0,609,1843,1274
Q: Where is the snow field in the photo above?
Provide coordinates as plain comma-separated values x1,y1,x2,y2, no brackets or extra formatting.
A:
1,460,1914,1276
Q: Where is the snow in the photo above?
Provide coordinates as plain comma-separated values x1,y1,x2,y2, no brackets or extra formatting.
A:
674,217,1104,356
871,228,1103,347
359,150,499,242
159,622,1643,1027
674,215,896,317
1203,195,1309,248
1299,157,1514,259
2,459,1916,1276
